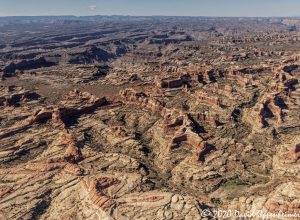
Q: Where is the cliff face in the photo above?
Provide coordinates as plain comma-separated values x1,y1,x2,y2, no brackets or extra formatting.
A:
4,57,57,74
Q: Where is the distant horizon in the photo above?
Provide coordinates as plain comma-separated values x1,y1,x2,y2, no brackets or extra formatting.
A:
0,15,300,19
1,0,300,17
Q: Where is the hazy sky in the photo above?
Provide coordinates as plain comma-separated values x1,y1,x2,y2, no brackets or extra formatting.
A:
0,0,299,17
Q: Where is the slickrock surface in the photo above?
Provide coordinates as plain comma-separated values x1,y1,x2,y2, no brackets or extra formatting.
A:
0,16,300,219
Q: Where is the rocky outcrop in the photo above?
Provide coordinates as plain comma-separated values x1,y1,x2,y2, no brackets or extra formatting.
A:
195,112,220,127
256,95,285,128
154,75,188,89
191,141,216,163
0,86,40,107
60,132,83,163
119,89,167,116
0,89,107,139
273,137,300,177
4,57,57,74
193,90,222,107
81,177,119,212
23,131,84,176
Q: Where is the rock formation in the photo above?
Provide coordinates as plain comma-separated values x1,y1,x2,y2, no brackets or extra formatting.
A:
1,16,300,220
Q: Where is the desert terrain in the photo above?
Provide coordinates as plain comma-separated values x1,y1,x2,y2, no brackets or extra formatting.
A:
0,16,299,219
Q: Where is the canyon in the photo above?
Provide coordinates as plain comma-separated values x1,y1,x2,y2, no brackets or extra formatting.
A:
0,16,299,219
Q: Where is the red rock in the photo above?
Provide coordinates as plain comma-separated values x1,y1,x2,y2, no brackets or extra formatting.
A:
192,142,215,163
